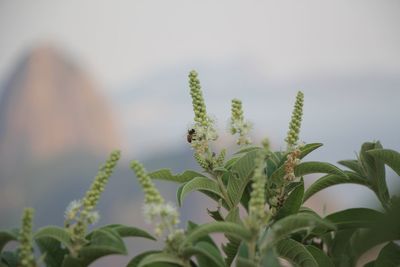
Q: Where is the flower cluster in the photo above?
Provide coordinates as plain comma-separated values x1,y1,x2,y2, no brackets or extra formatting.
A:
65,150,120,253
285,91,304,149
143,202,180,237
230,98,252,145
188,70,218,155
283,147,301,182
18,208,36,267
131,160,182,239
268,146,302,216
193,149,226,172
248,150,267,227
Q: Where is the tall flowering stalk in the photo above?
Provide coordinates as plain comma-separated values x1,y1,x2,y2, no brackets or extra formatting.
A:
245,150,269,264
269,92,304,215
64,150,121,256
187,71,223,172
131,160,184,254
285,91,304,149
230,98,252,145
248,150,267,227
188,71,218,154
18,208,36,267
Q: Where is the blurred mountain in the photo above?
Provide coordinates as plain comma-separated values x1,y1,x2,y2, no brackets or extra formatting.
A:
0,45,119,164
0,45,120,226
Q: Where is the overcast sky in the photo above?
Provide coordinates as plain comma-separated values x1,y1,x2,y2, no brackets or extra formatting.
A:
0,0,399,90
1,1,399,211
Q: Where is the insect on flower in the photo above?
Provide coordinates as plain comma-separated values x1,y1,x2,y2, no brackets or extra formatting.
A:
187,128,196,143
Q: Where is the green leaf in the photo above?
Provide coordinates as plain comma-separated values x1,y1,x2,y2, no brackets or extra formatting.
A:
299,143,323,159
78,228,127,266
207,209,224,221
359,142,390,208
327,229,356,267
149,169,206,183
364,261,376,267
295,161,347,177
224,156,241,169
0,229,18,252
275,180,304,219
260,248,281,267
237,242,249,259
186,221,218,248
91,224,155,240
267,143,324,180
303,172,371,202
138,253,184,267
177,177,223,206
127,251,161,267
367,148,400,176
325,208,384,230
298,206,321,218
221,208,242,266
35,237,68,267
34,226,72,249
213,167,229,174
265,151,285,178
305,245,334,267
227,149,261,206
261,213,335,251
61,256,85,267
1,251,18,267
176,177,229,209
222,237,240,267
331,202,400,267
182,222,251,249
374,242,400,267
338,160,365,176
275,239,318,267
182,241,225,267
236,258,257,267
234,146,262,155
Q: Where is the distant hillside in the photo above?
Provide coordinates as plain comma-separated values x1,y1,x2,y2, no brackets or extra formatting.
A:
0,45,121,227
0,45,119,165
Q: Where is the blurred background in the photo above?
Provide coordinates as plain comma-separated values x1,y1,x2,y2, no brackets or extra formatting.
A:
0,0,399,265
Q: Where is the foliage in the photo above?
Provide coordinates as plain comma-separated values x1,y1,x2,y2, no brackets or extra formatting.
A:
1,71,399,267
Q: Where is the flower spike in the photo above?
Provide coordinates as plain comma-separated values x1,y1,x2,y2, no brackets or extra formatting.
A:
249,151,267,223
65,150,120,255
230,98,252,145
131,160,181,239
285,91,304,149
18,208,36,267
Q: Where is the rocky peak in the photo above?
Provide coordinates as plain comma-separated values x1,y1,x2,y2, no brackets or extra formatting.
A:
0,45,120,164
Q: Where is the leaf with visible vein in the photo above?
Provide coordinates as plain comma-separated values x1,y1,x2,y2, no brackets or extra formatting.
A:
149,169,206,183
305,245,334,267
182,222,251,249
325,208,383,230
0,229,18,252
177,177,223,206
138,253,184,267
303,172,370,202
261,213,335,251
227,149,261,206
275,239,318,267
368,148,400,176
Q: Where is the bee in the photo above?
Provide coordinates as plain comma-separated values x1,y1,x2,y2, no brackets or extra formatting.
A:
187,128,196,143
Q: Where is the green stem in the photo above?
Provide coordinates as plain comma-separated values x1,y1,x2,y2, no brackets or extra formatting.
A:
248,237,256,262
216,174,233,209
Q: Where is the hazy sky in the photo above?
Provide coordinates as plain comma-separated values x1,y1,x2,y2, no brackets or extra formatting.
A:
0,1,399,212
0,0,399,90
